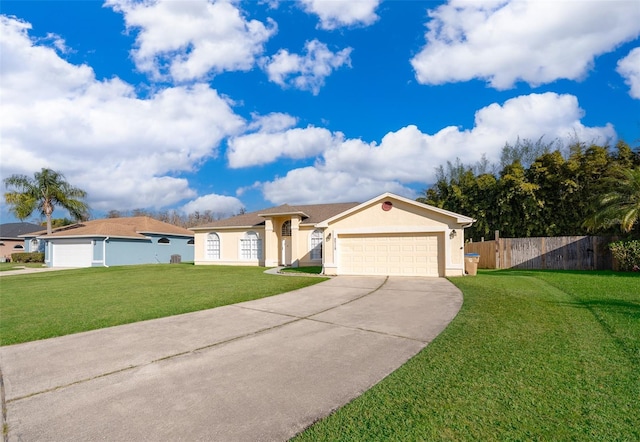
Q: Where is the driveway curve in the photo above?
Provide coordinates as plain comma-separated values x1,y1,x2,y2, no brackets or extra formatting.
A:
0,276,463,441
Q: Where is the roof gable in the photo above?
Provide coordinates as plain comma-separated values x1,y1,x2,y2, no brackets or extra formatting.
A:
316,192,475,227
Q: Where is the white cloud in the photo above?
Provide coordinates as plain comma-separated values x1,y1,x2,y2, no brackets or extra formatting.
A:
262,168,414,205
0,15,245,212
298,0,380,30
617,47,640,99
227,125,341,168
262,39,352,94
247,112,298,133
411,0,640,89
106,0,276,82
180,193,244,216
258,92,616,204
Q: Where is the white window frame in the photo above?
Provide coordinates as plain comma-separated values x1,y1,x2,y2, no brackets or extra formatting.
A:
310,229,323,261
281,220,292,237
206,233,220,260
240,231,262,260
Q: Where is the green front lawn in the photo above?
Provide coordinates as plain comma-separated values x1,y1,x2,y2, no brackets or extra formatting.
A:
295,270,640,441
0,264,326,346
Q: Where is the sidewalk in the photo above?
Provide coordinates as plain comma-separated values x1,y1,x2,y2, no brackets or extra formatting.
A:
0,266,74,277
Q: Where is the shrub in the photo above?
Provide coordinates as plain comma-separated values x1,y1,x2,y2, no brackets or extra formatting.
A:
11,252,45,263
609,240,640,271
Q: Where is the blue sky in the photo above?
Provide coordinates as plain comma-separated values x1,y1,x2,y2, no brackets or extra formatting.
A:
1,0,639,223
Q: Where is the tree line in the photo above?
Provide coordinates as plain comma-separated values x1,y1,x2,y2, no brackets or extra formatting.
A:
418,138,640,241
104,208,245,228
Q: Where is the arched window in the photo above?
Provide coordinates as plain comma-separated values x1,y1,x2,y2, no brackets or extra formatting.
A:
206,233,220,260
158,237,170,244
241,231,262,260
13,244,24,250
310,229,323,260
187,239,194,245
281,220,291,237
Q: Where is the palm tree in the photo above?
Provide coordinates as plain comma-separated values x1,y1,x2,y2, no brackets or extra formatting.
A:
583,167,640,234
3,168,89,235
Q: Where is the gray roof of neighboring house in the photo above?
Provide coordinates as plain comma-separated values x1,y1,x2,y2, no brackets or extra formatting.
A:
0,222,43,239
194,202,360,229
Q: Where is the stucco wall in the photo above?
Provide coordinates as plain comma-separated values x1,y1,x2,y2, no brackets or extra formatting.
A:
194,228,265,266
1,239,26,261
103,235,194,266
294,225,324,267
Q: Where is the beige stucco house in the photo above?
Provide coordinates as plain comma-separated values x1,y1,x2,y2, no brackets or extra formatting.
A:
191,192,475,277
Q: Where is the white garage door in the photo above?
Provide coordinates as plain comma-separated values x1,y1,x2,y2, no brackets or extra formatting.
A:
52,240,93,267
339,233,441,277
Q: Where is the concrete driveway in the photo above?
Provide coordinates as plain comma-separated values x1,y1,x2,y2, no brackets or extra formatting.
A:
0,276,463,441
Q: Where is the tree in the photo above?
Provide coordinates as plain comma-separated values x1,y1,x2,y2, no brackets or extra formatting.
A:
583,167,640,235
496,161,541,237
3,168,89,235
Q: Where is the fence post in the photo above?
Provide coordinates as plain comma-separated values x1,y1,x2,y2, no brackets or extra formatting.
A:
494,230,500,269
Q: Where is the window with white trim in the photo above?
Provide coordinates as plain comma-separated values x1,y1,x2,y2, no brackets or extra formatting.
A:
158,237,170,244
281,220,291,237
310,229,323,261
240,231,262,260
206,233,220,260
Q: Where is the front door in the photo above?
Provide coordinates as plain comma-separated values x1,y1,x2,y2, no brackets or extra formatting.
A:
281,238,292,266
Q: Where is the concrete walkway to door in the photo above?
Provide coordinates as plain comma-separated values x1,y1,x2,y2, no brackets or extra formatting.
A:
0,276,463,441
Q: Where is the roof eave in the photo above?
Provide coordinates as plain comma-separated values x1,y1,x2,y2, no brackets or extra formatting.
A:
137,230,193,237
257,210,309,218
39,234,148,240
190,225,265,231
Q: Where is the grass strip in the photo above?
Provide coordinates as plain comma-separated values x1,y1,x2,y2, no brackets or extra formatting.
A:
0,264,325,346
294,270,639,441
279,266,323,275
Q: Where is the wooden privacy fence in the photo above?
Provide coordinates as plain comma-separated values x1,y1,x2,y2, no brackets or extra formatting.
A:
464,234,614,271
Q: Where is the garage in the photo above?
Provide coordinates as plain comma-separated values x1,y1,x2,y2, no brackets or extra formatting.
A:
338,233,442,277
51,240,93,267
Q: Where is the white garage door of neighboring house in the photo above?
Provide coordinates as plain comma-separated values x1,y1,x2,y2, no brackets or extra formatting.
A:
339,233,442,277
52,240,93,267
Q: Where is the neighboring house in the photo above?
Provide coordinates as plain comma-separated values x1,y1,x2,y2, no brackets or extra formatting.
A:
191,192,475,277
21,217,194,268
0,222,44,261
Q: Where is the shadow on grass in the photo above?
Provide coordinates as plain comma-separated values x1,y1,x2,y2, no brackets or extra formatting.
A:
555,299,640,318
478,269,640,278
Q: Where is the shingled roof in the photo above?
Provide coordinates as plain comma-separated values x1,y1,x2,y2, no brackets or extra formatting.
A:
193,202,360,229
0,222,43,239
32,217,193,239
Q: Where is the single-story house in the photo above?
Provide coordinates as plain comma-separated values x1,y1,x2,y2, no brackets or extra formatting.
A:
0,222,44,261
191,192,475,277
21,217,194,268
